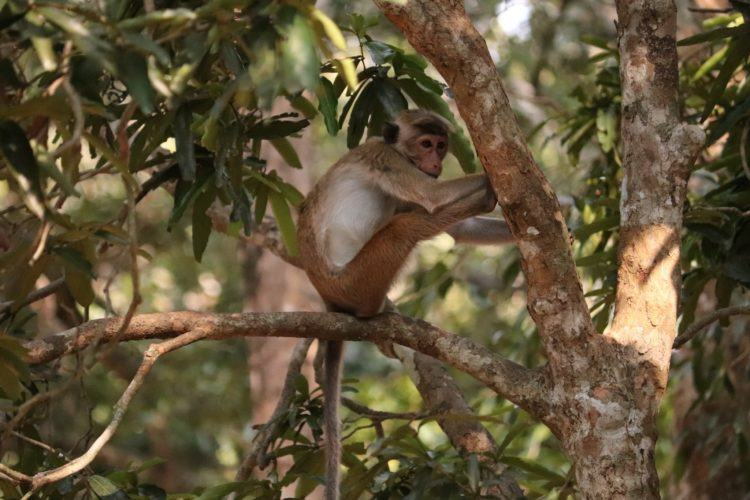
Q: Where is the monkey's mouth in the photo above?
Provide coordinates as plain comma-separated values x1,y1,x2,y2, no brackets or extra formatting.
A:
426,172,439,179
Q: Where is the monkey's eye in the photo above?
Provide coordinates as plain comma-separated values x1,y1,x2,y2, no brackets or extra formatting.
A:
436,142,446,151
420,140,432,148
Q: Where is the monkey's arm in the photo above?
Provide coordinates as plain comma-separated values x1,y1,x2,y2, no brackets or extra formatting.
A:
365,143,490,213
446,217,514,245
375,167,489,214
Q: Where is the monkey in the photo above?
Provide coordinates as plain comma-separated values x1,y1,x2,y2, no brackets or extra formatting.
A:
296,109,510,500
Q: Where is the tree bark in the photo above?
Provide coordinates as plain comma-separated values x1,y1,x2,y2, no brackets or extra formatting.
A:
373,0,704,497
24,310,549,415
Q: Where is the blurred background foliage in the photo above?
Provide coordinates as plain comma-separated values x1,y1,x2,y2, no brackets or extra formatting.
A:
0,0,749,498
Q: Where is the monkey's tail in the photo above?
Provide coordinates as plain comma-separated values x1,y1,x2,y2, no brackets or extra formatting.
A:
324,340,344,500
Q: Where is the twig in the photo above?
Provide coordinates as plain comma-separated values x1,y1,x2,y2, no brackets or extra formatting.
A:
711,206,750,217
29,221,52,265
8,430,70,460
105,103,142,349
674,304,750,347
28,328,210,491
245,218,301,268
341,397,432,421
0,277,65,315
235,338,313,480
1,376,78,443
0,463,30,485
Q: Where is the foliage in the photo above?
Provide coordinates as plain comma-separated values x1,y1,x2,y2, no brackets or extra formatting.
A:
1,0,749,497
553,9,750,493
0,0,485,496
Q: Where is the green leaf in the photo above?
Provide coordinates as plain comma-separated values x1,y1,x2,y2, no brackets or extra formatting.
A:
116,52,156,114
39,160,80,197
0,362,22,400
347,81,376,148
0,5,27,31
269,190,298,257
249,118,310,140
678,23,750,46
192,185,215,262
117,8,197,30
197,482,244,500
170,173,213,228
700,35,750,121
281,14,319,94
581,34,615,52
121,31,171,66
272,178,305,207
466,454,480,492
573,216,620,241
317,77,339,135
365,40,399,64
88,475,120,496
595,107,618,153
692,45,729,82
270,137,302,169
254,185,269,224
294,373,309,396
132,457,167,474
373,78,408,119
311,8,346,50
287,93,318,119
500,456,567,485
707,96,750,144
173,104,196,181
0,119,41,195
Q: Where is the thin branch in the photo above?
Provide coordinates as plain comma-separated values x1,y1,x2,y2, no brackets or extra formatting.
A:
106,103,142,349
341,397,432,422
674,305,750,347
1,376,78,443
245,218,301,268
0,464,30,485
23,311,549,417
28,328,210,491
7,430,70,460
394,346,524,497
0,277,65,315
235,338,313,480
29,220,52,265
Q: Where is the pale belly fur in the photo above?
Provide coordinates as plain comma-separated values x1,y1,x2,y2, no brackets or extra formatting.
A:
318,173,394,271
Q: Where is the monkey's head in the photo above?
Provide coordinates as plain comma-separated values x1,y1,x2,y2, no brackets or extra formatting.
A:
383,109,452,179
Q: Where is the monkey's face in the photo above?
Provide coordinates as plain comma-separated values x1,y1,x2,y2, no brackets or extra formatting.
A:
413,134,448,178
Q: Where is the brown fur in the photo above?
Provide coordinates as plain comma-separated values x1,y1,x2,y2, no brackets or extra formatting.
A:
296,110,496,500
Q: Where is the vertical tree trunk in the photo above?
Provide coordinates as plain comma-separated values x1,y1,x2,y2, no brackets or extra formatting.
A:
374,0,704,497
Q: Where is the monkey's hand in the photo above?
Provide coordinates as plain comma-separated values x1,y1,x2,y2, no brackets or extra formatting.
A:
479,176,497,213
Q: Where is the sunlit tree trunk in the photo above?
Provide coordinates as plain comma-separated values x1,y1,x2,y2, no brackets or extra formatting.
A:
374,0,704,497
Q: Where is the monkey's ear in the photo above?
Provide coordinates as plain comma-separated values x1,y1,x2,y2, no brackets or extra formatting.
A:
383,122,399,144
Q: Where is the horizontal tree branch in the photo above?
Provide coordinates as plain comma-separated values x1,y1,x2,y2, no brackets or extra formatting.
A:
674,305,750,348
24,311,549,417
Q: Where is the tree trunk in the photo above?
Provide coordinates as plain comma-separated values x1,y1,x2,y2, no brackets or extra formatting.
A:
373,0,704,497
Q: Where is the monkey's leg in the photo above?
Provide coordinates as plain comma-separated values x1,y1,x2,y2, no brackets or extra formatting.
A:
333,186,494,318
446,216,514,245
